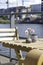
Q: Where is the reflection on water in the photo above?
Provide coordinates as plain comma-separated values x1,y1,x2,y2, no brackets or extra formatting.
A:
0,24,43,59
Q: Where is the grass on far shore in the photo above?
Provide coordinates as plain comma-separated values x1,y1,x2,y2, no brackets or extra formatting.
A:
0,19,10,24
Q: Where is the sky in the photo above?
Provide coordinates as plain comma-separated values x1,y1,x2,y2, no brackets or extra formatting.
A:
0,0,41,9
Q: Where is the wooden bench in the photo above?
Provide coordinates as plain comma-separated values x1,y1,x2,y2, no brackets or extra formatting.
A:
0,28,19,62
0,28,43,65
2,39,43,65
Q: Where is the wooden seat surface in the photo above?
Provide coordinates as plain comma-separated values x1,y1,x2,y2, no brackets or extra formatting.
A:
2,38,43,52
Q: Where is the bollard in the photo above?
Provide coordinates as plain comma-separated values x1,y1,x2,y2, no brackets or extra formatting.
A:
24,49,43,65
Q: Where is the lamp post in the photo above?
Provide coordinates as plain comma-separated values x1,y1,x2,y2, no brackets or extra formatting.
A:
6,0,9,9
6,0,9,20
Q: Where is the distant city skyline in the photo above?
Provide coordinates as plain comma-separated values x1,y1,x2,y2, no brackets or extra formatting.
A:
0,0,41,9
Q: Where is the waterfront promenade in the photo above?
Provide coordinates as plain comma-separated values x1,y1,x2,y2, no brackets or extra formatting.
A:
0,55,18,65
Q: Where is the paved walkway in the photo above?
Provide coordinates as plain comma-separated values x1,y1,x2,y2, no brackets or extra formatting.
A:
0,56,18,65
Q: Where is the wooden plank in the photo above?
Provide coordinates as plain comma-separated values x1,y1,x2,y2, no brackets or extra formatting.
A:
0,28,15,32
0,37,14,41
0,33,15,36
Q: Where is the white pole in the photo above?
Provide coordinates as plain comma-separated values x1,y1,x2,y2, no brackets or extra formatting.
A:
10,12,15,28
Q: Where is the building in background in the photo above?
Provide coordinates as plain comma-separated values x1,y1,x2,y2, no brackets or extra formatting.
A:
0,0,41,23
31,4,41,12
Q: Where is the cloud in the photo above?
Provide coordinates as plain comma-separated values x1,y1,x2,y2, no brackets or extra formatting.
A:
0,0,41,9
9,0,16,3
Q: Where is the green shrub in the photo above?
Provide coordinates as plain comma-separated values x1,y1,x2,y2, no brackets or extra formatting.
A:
2,15,7,20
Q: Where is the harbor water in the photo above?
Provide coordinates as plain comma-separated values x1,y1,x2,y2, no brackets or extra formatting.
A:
0,24,43,59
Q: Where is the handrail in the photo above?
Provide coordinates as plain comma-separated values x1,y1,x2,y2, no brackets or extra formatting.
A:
0,12,43,15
